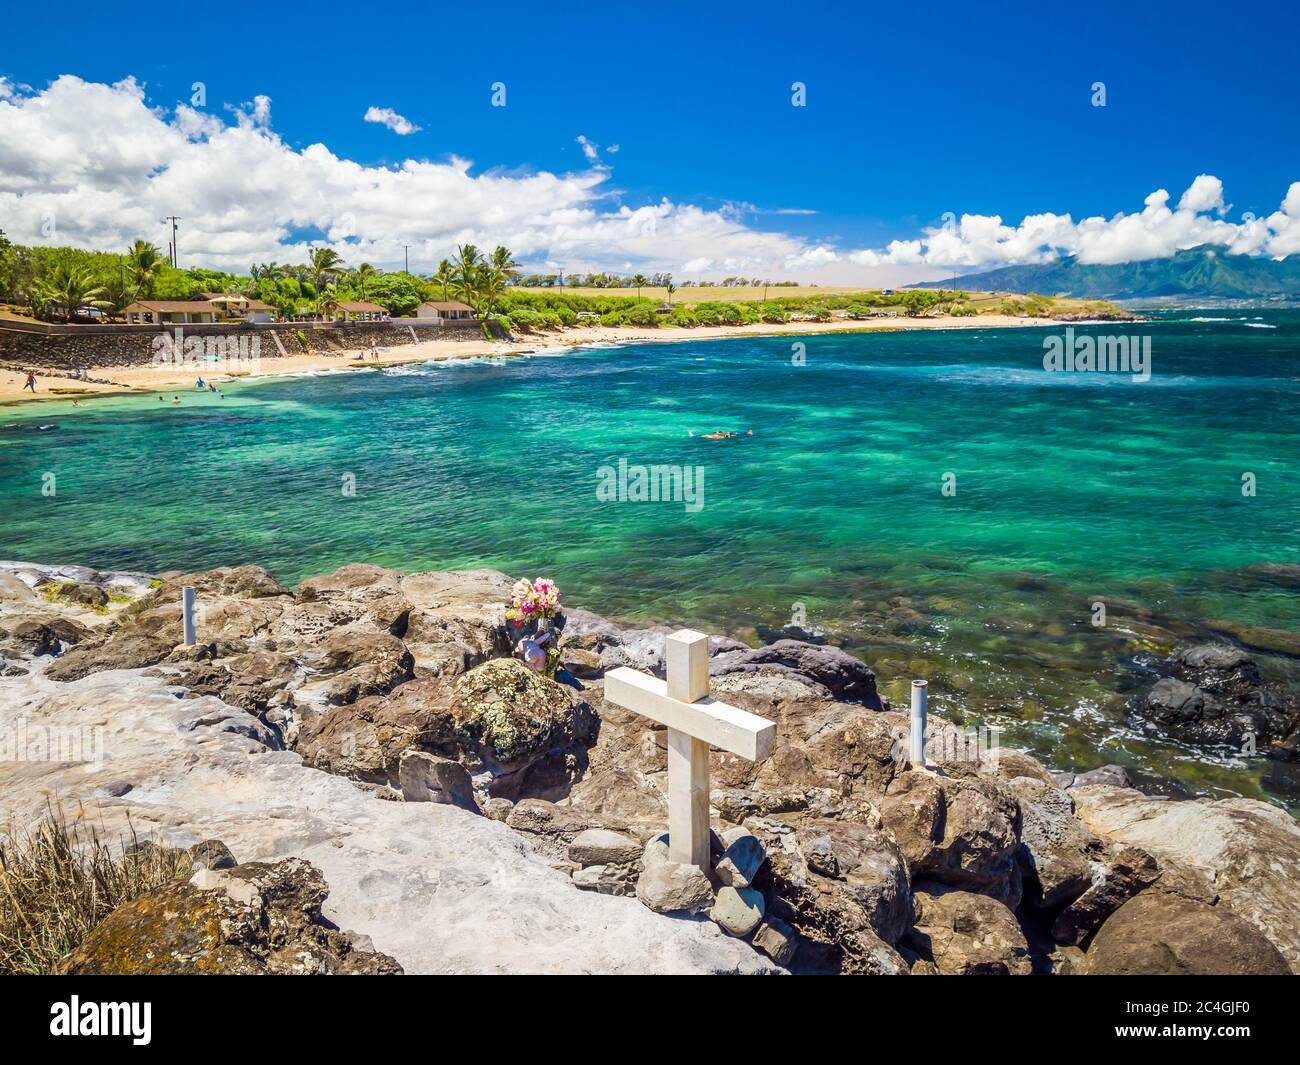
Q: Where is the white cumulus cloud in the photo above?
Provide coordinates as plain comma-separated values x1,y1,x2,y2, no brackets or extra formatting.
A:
0,76,819,277
848,174,1300,270
364,106,421,135
1,77,1296,284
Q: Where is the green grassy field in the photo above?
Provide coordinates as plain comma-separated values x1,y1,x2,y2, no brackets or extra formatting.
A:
552,285,895,304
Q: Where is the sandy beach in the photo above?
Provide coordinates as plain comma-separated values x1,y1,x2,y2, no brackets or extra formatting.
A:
0,313,1057,406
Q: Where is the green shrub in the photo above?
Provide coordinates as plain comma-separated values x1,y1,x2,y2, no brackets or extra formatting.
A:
620,302,660,327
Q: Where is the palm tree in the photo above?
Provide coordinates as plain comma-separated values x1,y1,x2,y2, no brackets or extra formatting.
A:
433,258,455,302
489,245,521,283
126,240,165,299
453,244,483,316
353,262,377,300
664,275,676,306
250,262,283,283
314,289,340,321
479,266,506,321
307,247,346,293
632,273,648,299
37,266,111,322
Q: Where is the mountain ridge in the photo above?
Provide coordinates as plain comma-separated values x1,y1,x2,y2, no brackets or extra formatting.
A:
915,247,1300,299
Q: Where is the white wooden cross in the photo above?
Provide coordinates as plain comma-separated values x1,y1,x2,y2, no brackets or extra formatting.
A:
604,629,776,871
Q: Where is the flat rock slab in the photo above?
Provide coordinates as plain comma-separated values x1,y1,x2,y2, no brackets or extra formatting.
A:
1072,785,1300,972
0,665,774,975
568,828,642,867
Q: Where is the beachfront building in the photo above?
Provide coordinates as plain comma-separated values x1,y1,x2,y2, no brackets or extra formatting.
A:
121,300,220,325
336,301,388,323
201,293,277,323
416,300,474,321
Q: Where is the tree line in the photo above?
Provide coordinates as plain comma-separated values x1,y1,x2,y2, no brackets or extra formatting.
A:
0,229,991,333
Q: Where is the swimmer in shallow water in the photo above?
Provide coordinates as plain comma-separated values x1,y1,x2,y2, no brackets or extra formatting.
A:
698,429,754,440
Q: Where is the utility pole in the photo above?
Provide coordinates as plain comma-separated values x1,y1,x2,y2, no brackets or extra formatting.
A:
402,244,411,275
164,216,181,267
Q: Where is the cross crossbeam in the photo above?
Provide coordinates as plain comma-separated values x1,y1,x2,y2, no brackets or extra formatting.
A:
604,629,776,870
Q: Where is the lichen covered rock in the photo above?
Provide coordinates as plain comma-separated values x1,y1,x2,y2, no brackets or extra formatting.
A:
59,857,402,975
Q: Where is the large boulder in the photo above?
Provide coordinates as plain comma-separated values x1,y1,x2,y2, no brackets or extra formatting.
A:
449,659,598,797
304,631,415,706
1082,891,1291,975
877,767,1022,905
1072,786,1300,971
295,678,455,784
710,640,884,707
758,817,911,973
44,633,174,681
1006,776,1105,909
60,857,402,975
397,568,517,664
904,882,1031,976
0,615,90,658
1051,845,1160,946
296,563,403,603
399,750,478,810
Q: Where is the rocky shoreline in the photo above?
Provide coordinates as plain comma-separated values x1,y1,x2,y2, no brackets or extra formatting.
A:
1,559,1296,975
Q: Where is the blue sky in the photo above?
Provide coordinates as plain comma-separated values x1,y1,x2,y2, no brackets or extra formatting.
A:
3,0,1299,280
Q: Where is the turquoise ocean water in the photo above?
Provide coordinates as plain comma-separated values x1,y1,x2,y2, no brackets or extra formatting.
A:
2,311,1298,805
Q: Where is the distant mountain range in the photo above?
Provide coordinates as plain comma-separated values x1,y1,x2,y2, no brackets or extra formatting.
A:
915,247,1300,300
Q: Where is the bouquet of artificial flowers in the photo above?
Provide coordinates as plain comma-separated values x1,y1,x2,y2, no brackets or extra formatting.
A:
506,578,561,626
507,578,564,676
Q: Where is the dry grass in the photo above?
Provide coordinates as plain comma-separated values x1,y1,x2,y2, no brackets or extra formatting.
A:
0,804,191,974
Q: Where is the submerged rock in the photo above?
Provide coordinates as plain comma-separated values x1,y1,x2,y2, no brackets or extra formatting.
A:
1133,643,1300,754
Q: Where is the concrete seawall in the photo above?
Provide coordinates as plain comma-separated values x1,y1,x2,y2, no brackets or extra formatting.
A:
0,319,493,371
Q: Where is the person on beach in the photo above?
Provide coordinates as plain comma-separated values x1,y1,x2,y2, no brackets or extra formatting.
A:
369,336,378,360
24,371,36,392
195,377,205,390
